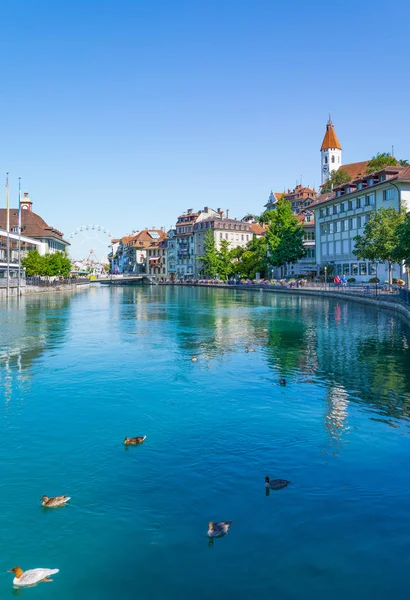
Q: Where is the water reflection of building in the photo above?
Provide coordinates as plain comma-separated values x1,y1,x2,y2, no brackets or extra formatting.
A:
325,385,349,444
0,294,72,398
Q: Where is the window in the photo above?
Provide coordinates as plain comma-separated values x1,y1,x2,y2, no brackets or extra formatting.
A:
380,175,386,182
335,240,341,254
342,239,349,254
246,235,249,241
343,264,350,275
336,221,341,233
321,242,327,256
343,218,349,232
349,217,357,230
348,200,352,211
220,233,223,239
351,263,358,276
241,234,244,241
383,188,395,201
328,222,334,234
331,156,335,163
307,248,315,259
369,263,377,275
335,204,341,214
357,183,363,190
320,208,326,218
328,242,334,256
357,197,364,208
367,178,374,186
366,193,375,206
336,264,342,275
304,231,315,241
320,224,327,235
325,156,328,164
343,201,349,212
225,233,228,239
360,263,367,276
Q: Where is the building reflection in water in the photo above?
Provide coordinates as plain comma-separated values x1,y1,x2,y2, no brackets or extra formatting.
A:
325,385,349,451
0,294,72,400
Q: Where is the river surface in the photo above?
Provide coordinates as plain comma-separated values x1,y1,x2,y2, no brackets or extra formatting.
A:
1,286,410,599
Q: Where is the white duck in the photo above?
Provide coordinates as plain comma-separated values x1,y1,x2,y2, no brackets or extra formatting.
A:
8,566,59,587
207,521,232,538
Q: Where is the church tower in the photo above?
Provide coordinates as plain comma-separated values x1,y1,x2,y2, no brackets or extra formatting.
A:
320,117,342,184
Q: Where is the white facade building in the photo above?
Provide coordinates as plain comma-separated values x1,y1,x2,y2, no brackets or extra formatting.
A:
314,165,410,282
193,216,253,277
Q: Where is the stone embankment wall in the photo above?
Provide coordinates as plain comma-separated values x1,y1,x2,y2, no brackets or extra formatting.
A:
0,283,90,299
185,283,410,324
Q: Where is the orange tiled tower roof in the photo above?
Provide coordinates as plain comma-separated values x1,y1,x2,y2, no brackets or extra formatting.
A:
320,119,342,151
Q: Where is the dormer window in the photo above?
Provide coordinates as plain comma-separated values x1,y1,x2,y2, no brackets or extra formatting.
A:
367,178,374,186
336,190,342,197
357,182,363,190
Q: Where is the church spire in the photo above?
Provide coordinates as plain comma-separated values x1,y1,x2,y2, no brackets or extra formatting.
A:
320,118,342,151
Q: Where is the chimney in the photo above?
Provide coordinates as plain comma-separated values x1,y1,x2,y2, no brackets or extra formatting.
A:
226,209,229,219
217,208,224,218
187,208,193,214
204,206,208,213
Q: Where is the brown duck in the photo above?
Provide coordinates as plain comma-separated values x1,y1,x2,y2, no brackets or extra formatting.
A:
124,436,146,445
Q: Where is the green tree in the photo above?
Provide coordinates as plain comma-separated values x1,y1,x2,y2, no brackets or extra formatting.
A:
21,250,71,277
353,207,405,288
321,169,351,193
217,239,233,280
393,212,410,288
22,250,43,276
399,159,410,167
197,230,220,278
366,152,404,173
266,196,306,276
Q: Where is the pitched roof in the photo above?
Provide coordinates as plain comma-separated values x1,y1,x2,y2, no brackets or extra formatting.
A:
320,121,342,151
337,161,369,180
250,223,266,236
0,208,69,244
131,229,167,248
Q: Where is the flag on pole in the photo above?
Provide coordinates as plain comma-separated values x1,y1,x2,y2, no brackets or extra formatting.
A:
18,177,21,234
6,173,9,232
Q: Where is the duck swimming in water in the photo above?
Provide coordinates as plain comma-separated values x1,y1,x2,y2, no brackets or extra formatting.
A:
245,347,256,353
40,495,70,507
265,476,290,490
279,378,286,386
8,567,59,587
124,436,146,445
207,521,232,538
191,356,198,362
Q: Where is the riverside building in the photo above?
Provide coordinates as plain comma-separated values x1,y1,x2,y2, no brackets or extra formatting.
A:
314,165,410,282
193,213,253,278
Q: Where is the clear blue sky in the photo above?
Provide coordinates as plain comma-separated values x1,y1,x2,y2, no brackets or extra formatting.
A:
1,0,410,256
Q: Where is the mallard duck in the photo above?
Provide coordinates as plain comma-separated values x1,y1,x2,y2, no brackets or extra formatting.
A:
265,476,290,490
191,356,198,362
8,567,59,587
245,347,256,353
207,521,232,538
279,378,286,386
124,435,146,445
40,495,70,507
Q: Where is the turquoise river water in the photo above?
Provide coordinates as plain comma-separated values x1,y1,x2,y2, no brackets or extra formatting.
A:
1,286,410,599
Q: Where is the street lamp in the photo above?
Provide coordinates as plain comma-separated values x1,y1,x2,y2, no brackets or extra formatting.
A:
324,265,327,289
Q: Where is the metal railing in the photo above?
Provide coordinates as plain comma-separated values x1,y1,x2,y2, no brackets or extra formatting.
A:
25,277,90,287
0,278,26,288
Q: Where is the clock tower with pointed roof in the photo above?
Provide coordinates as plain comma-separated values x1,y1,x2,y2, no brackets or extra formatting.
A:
320,116,342,184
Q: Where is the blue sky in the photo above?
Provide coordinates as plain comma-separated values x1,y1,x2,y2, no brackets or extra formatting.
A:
1,0,410,258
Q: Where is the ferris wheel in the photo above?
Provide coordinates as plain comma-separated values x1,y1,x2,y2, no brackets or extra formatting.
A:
69,225,113,263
